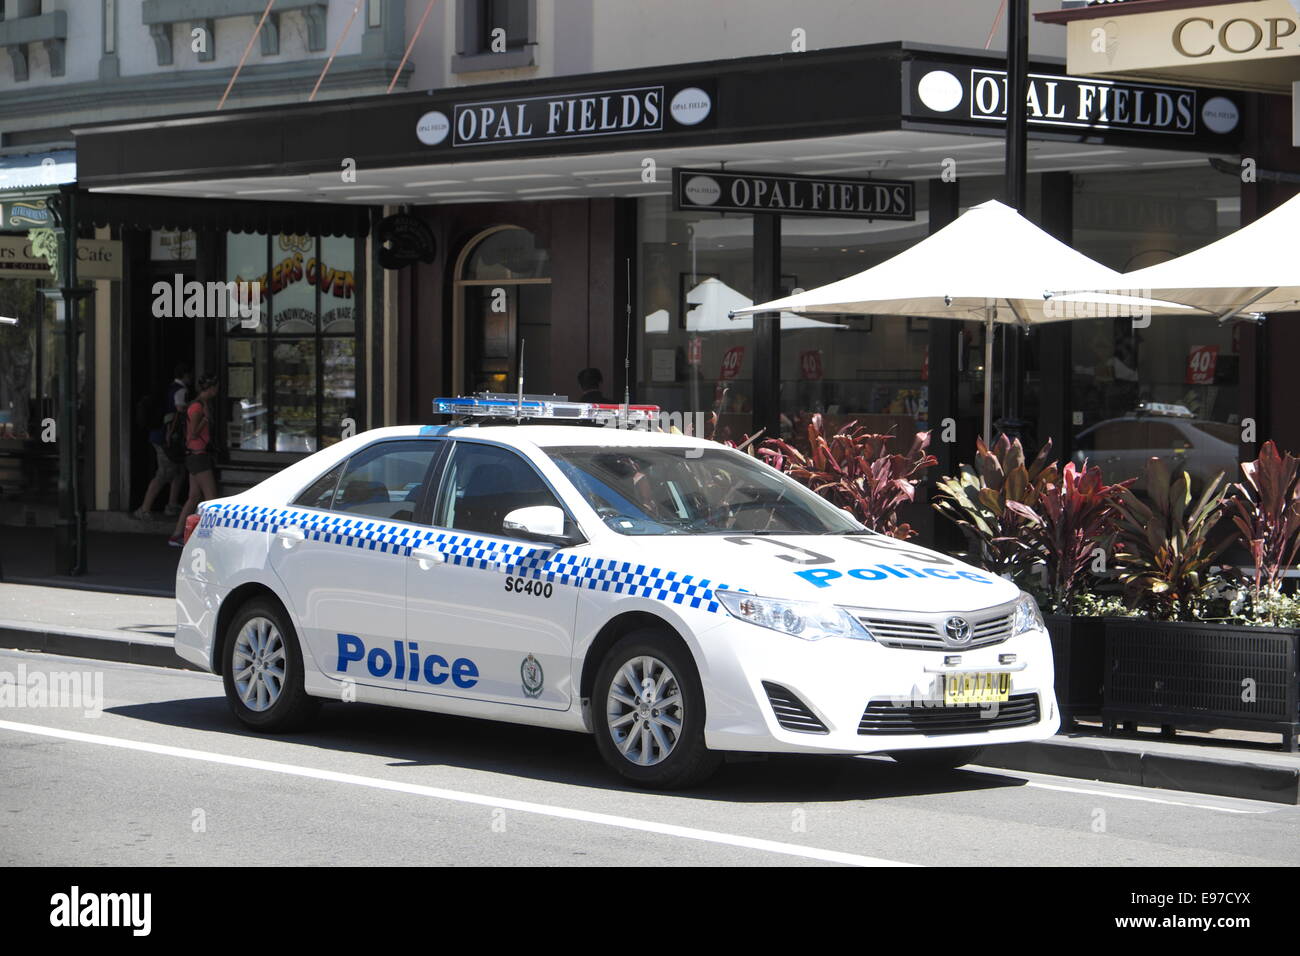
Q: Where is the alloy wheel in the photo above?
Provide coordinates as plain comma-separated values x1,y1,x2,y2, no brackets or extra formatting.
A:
232,616,287,713
606,655,684,766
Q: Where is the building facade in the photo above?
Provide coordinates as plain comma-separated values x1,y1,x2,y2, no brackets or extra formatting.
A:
2,0,1295,566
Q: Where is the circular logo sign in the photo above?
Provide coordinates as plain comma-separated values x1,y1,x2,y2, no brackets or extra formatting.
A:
521,654,544,698
943,616,972,646
670,87,712,126
1201,96,1240,135
415,110,451,146
683,175,722,206
917,70,965,114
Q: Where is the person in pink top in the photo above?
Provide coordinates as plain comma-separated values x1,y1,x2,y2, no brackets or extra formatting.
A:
170,374,220,547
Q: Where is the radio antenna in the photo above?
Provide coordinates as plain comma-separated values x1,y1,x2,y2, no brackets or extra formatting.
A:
516,338,525,423
623,257,632,428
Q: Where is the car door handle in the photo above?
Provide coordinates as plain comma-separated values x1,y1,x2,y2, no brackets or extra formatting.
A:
275,525,305,549
410,546,445,568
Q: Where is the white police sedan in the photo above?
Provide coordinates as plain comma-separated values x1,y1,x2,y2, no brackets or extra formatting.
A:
175,397,1059,788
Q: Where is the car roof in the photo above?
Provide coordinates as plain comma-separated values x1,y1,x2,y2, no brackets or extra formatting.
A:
436,423,716,451
352,423,718,450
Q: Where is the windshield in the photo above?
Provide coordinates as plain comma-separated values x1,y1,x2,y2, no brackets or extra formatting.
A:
546,445,866,535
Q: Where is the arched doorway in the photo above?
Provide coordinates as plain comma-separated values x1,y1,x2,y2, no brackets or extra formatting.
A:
452,225,552,396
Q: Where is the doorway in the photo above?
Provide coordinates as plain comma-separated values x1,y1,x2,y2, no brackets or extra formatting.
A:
453,225,552,396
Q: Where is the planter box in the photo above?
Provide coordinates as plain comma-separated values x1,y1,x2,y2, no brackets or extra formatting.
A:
1102,619,1300,752
1044,614,1106,726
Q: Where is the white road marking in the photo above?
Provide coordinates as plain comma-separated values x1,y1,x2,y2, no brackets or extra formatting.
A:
0,718,913,867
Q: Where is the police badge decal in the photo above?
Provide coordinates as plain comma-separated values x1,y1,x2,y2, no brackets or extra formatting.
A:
521,653,544,698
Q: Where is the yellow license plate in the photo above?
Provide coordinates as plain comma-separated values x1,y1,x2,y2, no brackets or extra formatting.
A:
942,672,1010,705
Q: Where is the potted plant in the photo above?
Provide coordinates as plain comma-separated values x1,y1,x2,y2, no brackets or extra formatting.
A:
1015,460,1129,724
1102,455,1300,750
931,437,1131,725
930,434,1056,580
758,414,937,538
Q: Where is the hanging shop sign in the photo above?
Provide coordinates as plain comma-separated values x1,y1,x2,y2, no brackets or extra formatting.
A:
0,236,122,280
674,168,914,220
0,199,52,228
906,60,1241,140
150,229,197,261
416,82,714,149
375,213,436,270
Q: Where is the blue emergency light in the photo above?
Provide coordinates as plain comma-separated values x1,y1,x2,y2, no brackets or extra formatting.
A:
434,393,661,425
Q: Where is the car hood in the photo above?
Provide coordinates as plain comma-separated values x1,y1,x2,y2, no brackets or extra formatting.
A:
592,532,1019,612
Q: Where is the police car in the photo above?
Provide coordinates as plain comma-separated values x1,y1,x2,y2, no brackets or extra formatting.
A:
176,396,1059,788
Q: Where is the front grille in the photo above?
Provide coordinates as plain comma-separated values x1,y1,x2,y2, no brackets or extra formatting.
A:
856,611,1015,651
762,681,829,734
857,693,1040,735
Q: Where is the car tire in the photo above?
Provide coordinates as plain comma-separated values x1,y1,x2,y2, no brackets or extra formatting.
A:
222,597,320,732
593,628,721,789
888,746,983,771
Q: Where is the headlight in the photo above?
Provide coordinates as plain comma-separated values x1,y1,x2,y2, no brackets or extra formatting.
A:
1013,592,1045,636
715,590,874,642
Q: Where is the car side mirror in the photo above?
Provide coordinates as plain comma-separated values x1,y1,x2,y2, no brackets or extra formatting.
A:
502,505,582,546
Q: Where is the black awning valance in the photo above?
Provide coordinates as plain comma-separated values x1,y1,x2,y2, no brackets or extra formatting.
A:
77,191,372,238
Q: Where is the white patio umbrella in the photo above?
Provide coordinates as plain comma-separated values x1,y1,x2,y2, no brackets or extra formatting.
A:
1115,191,1300,319
730,200,1184,442
685,276,847,331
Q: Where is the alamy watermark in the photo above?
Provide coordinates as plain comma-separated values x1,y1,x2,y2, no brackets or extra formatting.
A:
1042,286,1156,326
0,663,104,717
152,274,262,328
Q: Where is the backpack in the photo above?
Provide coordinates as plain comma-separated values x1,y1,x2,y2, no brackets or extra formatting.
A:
162,382,188,462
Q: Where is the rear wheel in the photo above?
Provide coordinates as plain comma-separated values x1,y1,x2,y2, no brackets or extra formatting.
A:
888,746,983,771
222,597,320,732
593,629,721,789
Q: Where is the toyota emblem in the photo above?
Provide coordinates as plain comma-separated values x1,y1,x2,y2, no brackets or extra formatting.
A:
943,616,972,645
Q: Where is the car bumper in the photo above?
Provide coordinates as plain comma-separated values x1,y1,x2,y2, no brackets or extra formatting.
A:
696,617,1059,755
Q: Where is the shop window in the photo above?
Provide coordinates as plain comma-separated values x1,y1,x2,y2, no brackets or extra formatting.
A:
453,0,536,72
776,201,934,449
0,269,81,506
224,232,358,455
638,197,754,442
0,275,45,442
1070,166,1241,492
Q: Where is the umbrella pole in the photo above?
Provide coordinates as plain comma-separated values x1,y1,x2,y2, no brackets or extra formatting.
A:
983,306,995,445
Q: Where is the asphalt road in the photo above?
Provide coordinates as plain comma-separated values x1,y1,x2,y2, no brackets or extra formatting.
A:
2,648,1298,867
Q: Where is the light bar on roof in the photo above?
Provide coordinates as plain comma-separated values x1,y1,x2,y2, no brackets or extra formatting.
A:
434,394,661,425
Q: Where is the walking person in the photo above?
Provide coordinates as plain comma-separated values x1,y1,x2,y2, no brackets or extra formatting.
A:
134,363,190,520
169,374,220,547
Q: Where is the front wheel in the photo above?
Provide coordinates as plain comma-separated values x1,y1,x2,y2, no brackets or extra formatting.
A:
592,630,721,789
888,746,983,771
222,597,320,732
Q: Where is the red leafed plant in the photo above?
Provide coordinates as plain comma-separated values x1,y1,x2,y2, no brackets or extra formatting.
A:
757,414,937,538
1015,461,1129,613
1226,440,1300,600
931,435,1059,584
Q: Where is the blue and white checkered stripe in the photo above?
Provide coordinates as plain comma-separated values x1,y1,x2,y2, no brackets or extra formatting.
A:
201,503,732,613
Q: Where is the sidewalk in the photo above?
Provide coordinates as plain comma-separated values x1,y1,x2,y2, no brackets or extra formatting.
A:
1,579,1297,804
0,524,179,596
0,582,185,669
